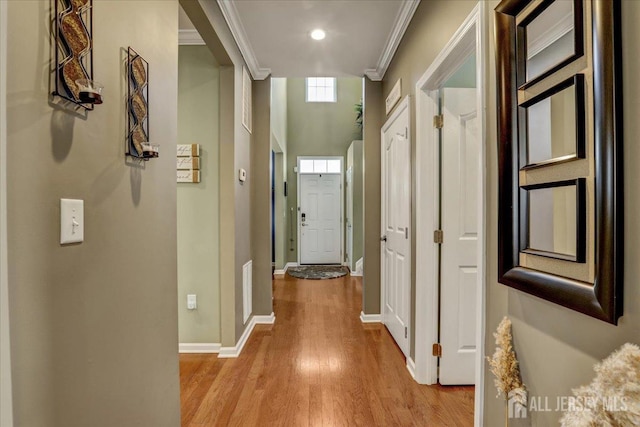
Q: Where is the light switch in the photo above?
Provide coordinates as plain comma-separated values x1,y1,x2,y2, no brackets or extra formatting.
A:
60,199,84,245
187,294,197,310
238,168,247,182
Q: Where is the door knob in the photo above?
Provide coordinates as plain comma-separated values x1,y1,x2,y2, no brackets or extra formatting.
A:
380,235,387,242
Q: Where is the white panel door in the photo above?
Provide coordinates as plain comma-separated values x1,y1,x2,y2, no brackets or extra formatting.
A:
381,103,411,357
300,174,341,264
439,88,478,385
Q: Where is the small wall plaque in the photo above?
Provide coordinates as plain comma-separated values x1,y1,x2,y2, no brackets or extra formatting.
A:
177,170,200,183
385,79,402,115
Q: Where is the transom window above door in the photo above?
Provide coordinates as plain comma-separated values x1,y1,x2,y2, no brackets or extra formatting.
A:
299,158,341,174
306,77,337,102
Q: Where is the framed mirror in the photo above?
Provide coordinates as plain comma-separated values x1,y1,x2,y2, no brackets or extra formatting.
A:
495,0,623,324
520,179,586,262
518,0,584,87
520,75,586,168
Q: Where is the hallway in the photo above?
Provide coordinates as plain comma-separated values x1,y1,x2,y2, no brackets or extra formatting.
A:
179,274,474,426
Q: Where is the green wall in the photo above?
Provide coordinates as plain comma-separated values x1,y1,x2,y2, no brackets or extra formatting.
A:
177,45,220,344
285,78,362,263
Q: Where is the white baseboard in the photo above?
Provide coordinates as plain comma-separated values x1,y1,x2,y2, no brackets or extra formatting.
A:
359,311,382,323
179,343,221,354
350,269,363,277
406,357,417,379
274,262,297,276
218,312,276,358
355,257,363,274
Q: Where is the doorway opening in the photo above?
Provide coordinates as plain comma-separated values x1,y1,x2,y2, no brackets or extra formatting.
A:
297,156,344,265
414,3,487,425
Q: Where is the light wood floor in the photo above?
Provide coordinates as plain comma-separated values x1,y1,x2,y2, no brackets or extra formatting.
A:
180,274,474,426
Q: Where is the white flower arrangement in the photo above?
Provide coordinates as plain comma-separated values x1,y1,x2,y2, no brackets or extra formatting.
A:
487,316,527,425
561,343,640,427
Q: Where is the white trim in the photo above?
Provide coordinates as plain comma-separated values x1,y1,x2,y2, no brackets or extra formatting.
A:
406,357,416,380
218,312,275,358
178,29,205,46
217,0,271,80
0,1,13,424
354,257,363,276
414,4,487,425
365,1,420,81
273,262,297,276
179,343,222,354
296,156,344,266
359,312,381,323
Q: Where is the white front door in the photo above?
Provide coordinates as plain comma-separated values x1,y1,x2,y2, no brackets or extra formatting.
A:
299,174,341,264
381,99,411,357
439,88,479,385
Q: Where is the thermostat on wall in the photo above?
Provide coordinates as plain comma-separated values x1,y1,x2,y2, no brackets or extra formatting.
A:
238,168,247,182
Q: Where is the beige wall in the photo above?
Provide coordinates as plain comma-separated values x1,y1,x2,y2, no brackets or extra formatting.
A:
362,78,383,314
484,2,640,425
285,78,362,263
6,1,180,426
251,79,274,316
177,45,220,344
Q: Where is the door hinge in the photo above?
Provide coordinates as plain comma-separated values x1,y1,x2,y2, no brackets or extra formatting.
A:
432,343,442,357
433,229,444,244
433,114,444,129
405,327,408,339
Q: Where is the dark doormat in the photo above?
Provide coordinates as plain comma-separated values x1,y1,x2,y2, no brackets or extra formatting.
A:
287,265,350,280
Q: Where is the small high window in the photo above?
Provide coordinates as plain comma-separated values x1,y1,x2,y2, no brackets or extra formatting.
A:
306,77,336,102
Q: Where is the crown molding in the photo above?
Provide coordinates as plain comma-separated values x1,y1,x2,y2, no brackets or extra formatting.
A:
178,29,205,46
366,0,420,81
217,0,271,80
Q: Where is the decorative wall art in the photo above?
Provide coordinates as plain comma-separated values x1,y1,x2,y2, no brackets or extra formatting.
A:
177,144,201,183
53,0,102,109
126,47,157,159
495,0,623,324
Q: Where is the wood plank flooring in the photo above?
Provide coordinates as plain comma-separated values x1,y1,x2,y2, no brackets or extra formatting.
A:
180,274,475,426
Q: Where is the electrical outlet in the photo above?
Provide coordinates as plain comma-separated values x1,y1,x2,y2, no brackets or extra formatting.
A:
187,294,197,310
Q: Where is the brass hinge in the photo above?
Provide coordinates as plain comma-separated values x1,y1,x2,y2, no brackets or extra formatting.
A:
433,114,444,129
434,229,444,244
433,343,442,357
405,327,408,339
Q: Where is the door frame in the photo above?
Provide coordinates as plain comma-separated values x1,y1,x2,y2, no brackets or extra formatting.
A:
414,3,487,426
380,96,411,356
296,156,344,265
0,1,14,424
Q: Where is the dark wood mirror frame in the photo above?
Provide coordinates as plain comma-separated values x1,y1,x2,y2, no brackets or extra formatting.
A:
495,0,623,324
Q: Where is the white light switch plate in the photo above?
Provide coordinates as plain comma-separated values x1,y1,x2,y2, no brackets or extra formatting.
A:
60,199,84,245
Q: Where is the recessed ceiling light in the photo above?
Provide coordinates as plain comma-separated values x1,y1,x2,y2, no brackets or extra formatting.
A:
310,29,326,41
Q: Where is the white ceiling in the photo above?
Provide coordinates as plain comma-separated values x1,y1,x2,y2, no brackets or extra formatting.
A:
179,1,420,80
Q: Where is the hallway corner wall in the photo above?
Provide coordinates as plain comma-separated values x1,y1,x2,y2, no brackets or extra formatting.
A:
6,1,180,426
184,0,255,347
362,78,383,315
251,78,274,316
177,45,221,344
